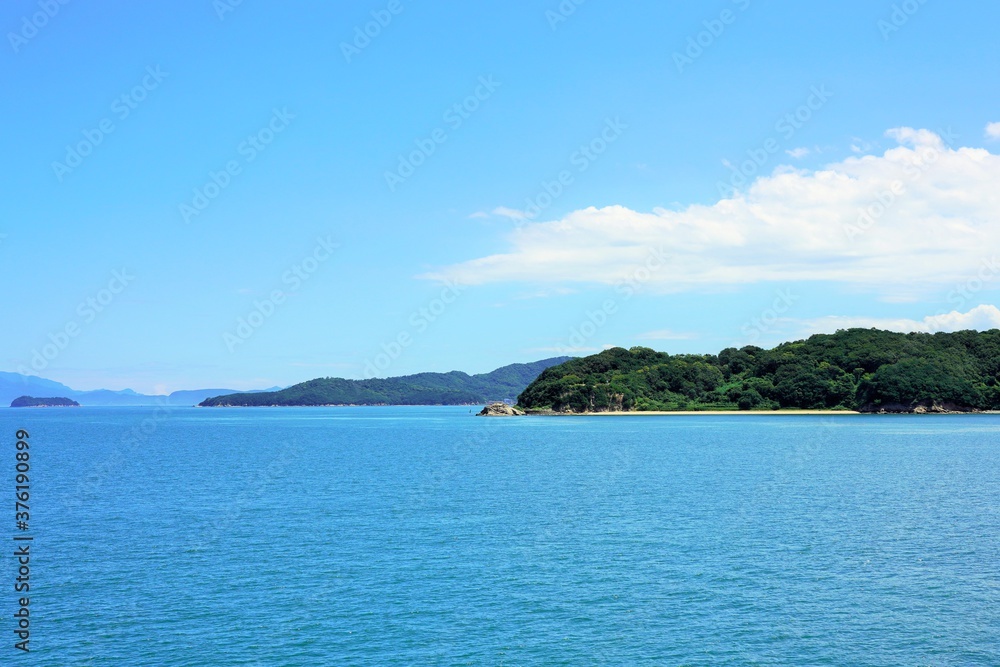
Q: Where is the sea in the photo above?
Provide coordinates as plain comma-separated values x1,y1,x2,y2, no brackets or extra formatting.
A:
1,407,998,665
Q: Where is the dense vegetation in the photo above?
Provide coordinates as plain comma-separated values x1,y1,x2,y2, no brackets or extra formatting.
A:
517,329,1000,413
10,396,79,408
199,358,572,407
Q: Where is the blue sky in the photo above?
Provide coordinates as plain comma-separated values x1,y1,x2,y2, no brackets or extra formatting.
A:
3,0,1000,393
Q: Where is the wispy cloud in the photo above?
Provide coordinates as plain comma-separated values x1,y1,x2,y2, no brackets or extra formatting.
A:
287,362,356,369
986,122,1000,140
635,329,698,341
850,137,874,154
800,304,1000,335
786,147,811,158
492,206,528,221
527,346,602,354
515,287,577,300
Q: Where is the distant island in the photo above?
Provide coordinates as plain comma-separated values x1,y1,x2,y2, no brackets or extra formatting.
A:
11,396,80,408
0,371,283,407
199,358,572,407
517,329,1000,414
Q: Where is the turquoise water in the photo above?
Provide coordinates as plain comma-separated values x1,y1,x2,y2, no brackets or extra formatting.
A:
2,407,998,665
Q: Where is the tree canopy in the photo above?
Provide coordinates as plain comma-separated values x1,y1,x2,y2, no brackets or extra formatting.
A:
517,329,1000,413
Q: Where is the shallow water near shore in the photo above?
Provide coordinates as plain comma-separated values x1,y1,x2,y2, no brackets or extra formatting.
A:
3,406,999,665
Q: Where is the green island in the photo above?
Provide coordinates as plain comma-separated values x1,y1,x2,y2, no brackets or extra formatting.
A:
10,396,80,408
517,329,1000,414
199,357,571,407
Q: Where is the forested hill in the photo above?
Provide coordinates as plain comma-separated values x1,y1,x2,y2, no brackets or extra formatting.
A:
10,396,80,408
517,329,1000,413
199,358,573,407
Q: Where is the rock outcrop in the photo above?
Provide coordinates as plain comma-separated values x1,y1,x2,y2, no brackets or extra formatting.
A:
477,402,525,416
859,401,979,414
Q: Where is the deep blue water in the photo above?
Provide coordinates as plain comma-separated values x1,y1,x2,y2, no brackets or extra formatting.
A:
1,407,998,665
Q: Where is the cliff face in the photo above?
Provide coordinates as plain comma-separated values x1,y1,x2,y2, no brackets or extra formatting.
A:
588,393,625,413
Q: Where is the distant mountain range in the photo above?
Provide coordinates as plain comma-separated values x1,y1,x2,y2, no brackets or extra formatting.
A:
198,358,573,407
0,357,574,408
0,372,281,407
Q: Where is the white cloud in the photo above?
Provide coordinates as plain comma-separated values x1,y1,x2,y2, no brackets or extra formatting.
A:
492,206,528,221
527,346,601,354
850,137,874,154
986,122,1000,140
515,287,577,299
786,147,811,159
635,329,698,340
424,128,1000,296
468,211,490,219
801,305,1000,335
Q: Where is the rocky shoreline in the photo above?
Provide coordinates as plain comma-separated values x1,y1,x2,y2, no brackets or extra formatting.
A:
859,401,988,414
477,403,525,416
507,405,997,416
